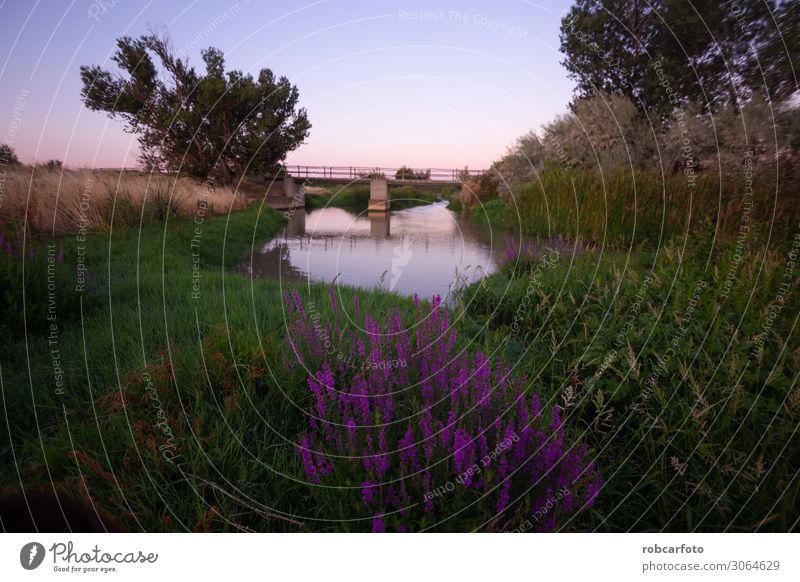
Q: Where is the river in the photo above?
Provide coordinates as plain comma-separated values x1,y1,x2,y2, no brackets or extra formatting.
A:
234,201,519,300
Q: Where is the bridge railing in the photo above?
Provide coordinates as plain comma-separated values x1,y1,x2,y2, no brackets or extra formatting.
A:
282,165,486,182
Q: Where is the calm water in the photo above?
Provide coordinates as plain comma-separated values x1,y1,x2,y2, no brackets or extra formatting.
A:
235,202,511,299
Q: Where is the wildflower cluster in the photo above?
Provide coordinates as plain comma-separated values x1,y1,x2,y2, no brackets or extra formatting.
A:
285,289,602,532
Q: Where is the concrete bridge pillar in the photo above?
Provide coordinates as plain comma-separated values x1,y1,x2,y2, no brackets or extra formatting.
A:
283,174,299,199
368,177,390,211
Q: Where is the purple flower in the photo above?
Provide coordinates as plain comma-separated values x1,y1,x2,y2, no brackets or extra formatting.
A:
329,285,337,313
371,515,385,532
585,475,602,508
297,434,319,484
287,285,601,532
361,481,377,506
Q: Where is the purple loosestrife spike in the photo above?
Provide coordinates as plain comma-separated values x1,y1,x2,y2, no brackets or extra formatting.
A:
423,473,434,512
420,409,434,461
516,394,529,427
361,481,376,507
531,394,541,421
372,515,385,532
307,375,326,420
496,455,511,514
292,289,305,318
374,429,390,476
363,435,375,474
441,410,456,449
585,473,602,508
453,429,475,485
314,451,334,475
398,426,421,472
298,434,319,484
329,286,337,313
345,418,357,450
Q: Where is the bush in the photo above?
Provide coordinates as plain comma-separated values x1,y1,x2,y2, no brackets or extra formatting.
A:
0,144,20,166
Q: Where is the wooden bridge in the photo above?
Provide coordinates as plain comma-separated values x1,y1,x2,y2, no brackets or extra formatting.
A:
275,165,487,211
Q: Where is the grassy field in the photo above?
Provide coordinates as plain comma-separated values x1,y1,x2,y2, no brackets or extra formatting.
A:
1,166,798,531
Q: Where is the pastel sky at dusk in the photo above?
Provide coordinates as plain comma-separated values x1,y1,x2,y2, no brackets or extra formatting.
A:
0,0,575,170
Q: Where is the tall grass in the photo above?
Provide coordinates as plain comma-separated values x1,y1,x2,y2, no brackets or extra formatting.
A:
2,164,797,533
460,236,800,531
478,167,799,249
0,166,245,234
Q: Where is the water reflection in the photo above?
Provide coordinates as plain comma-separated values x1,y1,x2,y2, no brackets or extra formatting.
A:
236,202,505,298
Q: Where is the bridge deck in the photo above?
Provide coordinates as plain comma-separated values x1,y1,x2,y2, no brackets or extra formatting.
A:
296,177,463,187
282,165,485,184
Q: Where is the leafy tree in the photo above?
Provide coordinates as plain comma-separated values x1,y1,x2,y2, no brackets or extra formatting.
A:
492,131,545,197
0,144,20,166
751,1,800,103
394,166,430,180
44,159,63,171
559,1,789,113
80,32,311,183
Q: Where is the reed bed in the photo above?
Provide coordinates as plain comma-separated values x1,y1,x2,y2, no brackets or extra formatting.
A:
480,167,799,249
0,166,246,234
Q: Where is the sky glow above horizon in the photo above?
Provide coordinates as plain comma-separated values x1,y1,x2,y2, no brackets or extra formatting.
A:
0,0,575,170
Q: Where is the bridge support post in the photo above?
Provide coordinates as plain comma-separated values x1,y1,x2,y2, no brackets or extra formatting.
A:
283,174,299,199
368,177,390,211
283,174,306,208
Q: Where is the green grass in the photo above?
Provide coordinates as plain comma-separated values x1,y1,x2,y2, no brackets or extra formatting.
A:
459,165,800,531
2,170,798,532
475,167,800,250
459,237,799,531
0,203,417,531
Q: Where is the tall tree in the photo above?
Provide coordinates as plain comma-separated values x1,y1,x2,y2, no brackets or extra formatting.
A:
750,0,800,103
559,0,789,113
80,33,311,183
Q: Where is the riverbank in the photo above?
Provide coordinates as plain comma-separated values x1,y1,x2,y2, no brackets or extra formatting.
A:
454,166,800,531
2,193,797,532
0,207,424,531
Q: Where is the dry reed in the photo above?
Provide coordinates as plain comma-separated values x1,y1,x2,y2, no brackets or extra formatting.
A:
0,166,246,234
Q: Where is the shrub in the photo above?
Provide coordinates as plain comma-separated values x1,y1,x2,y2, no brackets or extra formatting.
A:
284,290,602,531
0,144,20,166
